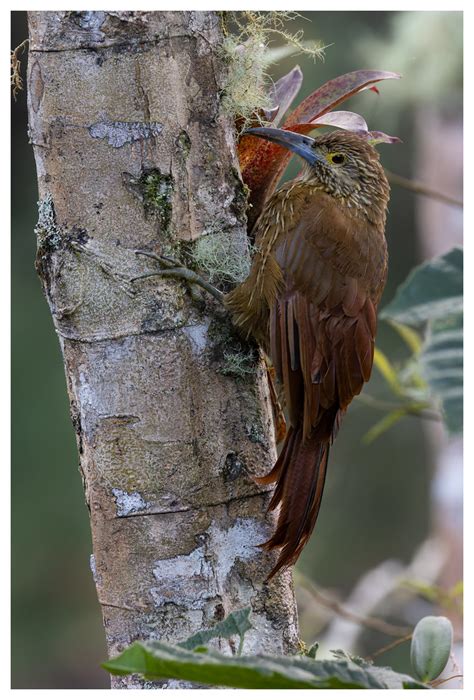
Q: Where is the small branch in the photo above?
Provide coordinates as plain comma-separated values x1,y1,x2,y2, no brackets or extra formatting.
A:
385,168,463,208
430,674,463,688
295,572,411,638
11,38,29,100
366,632,412,662
357,394,442,422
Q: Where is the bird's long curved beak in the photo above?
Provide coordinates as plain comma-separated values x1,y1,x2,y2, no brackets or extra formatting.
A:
244,127,321,166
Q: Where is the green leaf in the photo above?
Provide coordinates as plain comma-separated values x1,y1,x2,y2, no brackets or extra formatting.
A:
363,405,413,444
380,247,462,325
103,641,427,689
410,616,453,682
420,312,463,433
373,347,404,396
381,247,463,434
388,320,423,354
179,608,253,651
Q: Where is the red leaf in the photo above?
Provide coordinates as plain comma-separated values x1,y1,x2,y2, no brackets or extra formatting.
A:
311,110,368,132
261,105,280,122
269,65,304,127
237,67,303,170
283,69,400,127
240,69,400,228
366,130,402,145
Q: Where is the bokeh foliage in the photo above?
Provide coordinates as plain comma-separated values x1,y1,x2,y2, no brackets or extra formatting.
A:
11,10,462,689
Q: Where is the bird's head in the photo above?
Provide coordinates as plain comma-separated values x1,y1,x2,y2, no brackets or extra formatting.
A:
245,127,390,222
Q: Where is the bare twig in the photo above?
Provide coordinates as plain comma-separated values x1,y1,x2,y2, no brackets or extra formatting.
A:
357,394,442,422
366,632,412,661
295,571,411,638
11,39,29,100
430,674,463,688
385,168,463,208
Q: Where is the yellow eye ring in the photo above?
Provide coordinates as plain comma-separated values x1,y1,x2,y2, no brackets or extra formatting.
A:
327,152,346,165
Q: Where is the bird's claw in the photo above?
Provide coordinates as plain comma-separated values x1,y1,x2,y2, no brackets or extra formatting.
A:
132,250,225,305
134,249,180,267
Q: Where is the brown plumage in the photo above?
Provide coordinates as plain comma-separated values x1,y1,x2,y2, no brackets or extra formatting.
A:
226,129,390,578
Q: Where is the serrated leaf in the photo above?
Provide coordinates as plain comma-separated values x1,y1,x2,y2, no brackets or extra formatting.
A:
381,247,463,434
103,641,427,689
179,608,252,651
380,247,463,325
420,312,462,433
411,616,453,682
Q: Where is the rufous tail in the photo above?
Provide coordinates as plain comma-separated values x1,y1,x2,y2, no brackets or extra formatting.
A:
256,412,339,579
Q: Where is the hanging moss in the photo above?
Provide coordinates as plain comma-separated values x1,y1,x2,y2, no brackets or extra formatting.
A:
219,11,325,129
191,231,254,288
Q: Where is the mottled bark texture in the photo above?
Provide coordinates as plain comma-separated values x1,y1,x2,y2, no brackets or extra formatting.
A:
27,11,298,688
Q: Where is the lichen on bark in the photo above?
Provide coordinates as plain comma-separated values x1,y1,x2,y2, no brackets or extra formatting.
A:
27,10,299,689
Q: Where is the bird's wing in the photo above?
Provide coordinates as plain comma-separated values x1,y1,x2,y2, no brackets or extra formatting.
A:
271,191,387,436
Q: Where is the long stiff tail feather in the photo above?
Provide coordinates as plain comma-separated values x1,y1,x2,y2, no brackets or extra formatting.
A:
255,419,336,580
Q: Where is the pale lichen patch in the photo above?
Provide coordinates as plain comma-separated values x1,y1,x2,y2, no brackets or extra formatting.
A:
35,193,62,249
89,553,102,586
183,321,210,355
207,517,265,581
112,488,149,516
89,120,163,148
151,545,214,608
151,517,265,609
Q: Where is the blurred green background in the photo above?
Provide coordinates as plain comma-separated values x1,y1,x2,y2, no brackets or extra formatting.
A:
11,11,462,689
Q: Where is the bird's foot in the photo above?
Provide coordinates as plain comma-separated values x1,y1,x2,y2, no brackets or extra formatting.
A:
132,250,225,305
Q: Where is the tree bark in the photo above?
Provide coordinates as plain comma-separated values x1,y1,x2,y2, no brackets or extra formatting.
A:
27,11,298,688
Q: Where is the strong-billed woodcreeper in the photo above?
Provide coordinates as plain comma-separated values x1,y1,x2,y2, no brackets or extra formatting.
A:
226,128,390,578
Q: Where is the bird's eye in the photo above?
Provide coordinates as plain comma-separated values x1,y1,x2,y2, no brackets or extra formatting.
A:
329,152,346,165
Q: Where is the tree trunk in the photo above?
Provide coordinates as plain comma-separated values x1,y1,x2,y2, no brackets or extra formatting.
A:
27,10,298,688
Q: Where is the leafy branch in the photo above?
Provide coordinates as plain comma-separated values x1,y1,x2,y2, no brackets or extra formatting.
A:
103,607,457,689
362,247,463,442
385,169,463,208
295,570,410,638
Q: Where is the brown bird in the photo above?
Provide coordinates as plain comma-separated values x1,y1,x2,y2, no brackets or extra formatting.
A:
225,128,390,578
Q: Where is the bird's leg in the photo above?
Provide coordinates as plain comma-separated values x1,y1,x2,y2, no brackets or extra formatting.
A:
132,250,225,305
